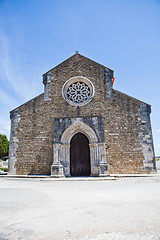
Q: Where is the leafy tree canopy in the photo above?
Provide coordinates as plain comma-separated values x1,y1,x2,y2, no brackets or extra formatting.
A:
0,134,9,158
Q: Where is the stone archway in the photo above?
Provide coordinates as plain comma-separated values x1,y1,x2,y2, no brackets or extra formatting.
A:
61,121,98,144
51,119,108,177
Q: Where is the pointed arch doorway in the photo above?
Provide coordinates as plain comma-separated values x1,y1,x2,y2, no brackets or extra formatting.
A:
70,133,91,176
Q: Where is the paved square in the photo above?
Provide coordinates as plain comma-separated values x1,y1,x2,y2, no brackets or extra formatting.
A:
0,176,160,239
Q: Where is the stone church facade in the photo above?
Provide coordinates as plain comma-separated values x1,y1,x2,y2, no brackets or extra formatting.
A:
8,53,156,176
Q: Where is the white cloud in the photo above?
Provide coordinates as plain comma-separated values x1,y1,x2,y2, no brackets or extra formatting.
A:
0,88,19,109
0,30,19,93
0,28,42,103
158,129,160,133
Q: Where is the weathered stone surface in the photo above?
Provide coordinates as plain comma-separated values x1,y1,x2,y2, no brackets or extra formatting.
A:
8,53,156,175
139,104,156,172
8,109,21,175
54,117,105,143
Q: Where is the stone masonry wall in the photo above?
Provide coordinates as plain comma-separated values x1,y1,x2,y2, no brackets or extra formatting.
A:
8,53,156,175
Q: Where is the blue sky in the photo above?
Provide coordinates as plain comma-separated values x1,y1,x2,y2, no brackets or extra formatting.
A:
0,0,160,155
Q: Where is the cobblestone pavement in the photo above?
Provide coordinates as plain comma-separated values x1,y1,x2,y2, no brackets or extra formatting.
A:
0,175,160,240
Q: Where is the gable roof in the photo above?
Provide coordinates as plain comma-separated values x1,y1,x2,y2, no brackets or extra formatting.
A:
42,52,114,76
10,53,150,113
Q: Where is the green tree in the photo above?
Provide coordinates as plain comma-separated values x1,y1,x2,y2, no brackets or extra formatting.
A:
0,134,9,158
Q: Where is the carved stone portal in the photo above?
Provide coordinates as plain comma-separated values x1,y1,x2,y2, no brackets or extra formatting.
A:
51,117,108,177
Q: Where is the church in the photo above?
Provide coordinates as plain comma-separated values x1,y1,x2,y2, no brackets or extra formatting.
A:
8,53,156,176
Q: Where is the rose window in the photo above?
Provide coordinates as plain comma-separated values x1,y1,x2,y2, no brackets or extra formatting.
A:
62,76,95,106
67,82,91,103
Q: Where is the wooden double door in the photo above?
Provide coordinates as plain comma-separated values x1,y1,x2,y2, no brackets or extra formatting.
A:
70,133,91,176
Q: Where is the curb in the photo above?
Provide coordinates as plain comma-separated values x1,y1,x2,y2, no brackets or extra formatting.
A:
0,173,159,181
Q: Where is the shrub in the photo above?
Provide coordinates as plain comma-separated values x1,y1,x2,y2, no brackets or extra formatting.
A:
0,134,9,158
0,167,8,172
